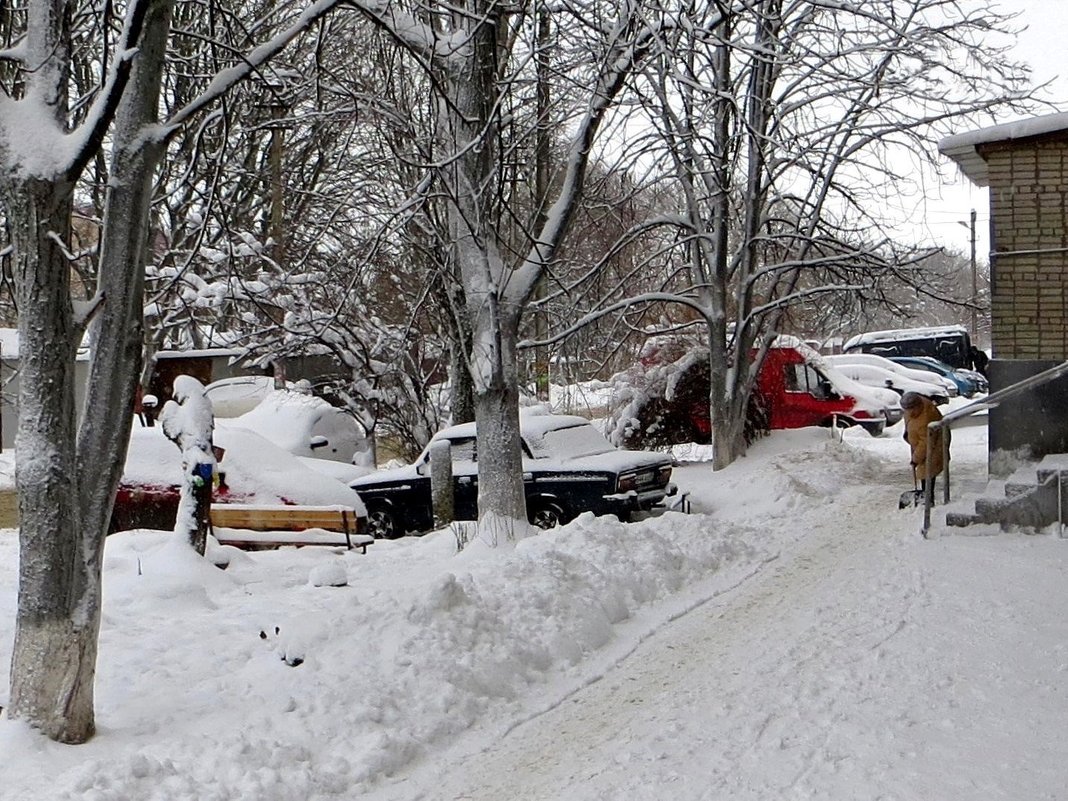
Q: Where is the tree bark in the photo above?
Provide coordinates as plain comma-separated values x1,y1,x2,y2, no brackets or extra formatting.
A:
5,0,171,743
5,178,94,743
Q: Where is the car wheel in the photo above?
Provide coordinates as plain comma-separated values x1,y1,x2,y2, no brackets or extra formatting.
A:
860,419,886,437
366,503,400,539
528,500,567,530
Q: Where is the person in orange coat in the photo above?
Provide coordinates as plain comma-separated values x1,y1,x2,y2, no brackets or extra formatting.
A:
901,391,947,493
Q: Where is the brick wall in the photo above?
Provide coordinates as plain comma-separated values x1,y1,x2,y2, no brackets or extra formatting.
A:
984,139,1068,360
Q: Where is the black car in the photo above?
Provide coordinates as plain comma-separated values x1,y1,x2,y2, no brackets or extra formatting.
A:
350,412,676,538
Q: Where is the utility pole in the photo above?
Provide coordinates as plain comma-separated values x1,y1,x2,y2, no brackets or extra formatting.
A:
533,7,551,402
958,210,978,343
969,208,977,342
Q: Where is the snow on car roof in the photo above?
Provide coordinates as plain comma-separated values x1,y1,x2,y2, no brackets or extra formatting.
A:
843,324,967,350
123,425,365,509
432,408,590,443
221,389,333,451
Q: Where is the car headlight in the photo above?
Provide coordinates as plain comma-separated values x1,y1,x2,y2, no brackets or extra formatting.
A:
617,473,638,493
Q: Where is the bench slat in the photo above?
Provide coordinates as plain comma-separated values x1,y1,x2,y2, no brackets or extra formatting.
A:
210,508,358,531
209,504,369,552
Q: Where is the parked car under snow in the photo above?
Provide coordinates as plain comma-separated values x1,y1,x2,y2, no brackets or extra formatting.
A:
349,411,677,538
110,425,367,532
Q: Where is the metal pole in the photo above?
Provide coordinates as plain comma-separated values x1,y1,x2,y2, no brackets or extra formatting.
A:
922,429,933,536
1060,470,1065,539
942,425,950,506
969,208,977,342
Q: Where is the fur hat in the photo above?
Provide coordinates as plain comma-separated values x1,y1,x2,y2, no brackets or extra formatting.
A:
900,391,924,410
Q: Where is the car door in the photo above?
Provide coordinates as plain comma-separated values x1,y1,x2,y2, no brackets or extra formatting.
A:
447,437,480,520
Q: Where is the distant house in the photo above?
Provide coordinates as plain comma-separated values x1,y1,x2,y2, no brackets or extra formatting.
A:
0,329,249,450
939,112,1068,464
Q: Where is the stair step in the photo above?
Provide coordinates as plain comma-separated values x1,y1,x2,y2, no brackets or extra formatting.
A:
1036,468,1068,485
945,511,982,527
1004,482,1037,499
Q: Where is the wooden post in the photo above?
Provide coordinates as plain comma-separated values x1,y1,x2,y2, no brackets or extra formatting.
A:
430,440,454,528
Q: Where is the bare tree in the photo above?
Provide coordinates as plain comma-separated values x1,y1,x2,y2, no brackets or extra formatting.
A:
0,0,351,744
545,0,1033,467
322,0,673,542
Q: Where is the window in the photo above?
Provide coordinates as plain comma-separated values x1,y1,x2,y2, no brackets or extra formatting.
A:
448,437,477,464
785,364,827,396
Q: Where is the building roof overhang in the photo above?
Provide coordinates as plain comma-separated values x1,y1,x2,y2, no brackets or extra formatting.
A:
938,111,1068,187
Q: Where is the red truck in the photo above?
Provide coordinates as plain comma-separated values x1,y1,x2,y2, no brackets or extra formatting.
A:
618,342,894,448
755,345,889,435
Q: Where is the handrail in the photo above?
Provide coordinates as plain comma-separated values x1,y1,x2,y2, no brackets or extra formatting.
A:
921,359,1068,536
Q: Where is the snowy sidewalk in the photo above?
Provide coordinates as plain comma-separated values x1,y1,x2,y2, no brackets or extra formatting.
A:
386,479,1068,800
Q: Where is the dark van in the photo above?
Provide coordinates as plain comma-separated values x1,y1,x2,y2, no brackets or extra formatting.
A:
843,325,972,370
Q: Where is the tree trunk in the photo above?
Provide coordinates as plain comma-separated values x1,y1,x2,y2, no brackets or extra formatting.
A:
5,0,171,743
78,0,171,538
438,3,529,537
6,177,96,744
473,320,528,543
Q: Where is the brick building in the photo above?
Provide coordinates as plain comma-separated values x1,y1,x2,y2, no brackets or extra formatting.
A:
940,112,1068,466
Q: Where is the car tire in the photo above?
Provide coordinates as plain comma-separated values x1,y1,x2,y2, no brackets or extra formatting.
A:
859,419,886,437
366,503,400,539
528,500,567,530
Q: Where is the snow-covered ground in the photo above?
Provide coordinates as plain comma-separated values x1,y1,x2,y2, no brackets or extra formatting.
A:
2,407,1068,799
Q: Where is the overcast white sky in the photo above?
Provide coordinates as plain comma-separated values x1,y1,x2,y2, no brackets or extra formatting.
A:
917,0,1068,257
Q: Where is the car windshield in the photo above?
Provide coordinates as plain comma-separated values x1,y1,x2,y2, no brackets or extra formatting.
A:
528,423,615,459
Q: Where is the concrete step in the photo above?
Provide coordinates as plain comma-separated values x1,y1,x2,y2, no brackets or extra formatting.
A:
945,511,982,527
1004,481,1037,499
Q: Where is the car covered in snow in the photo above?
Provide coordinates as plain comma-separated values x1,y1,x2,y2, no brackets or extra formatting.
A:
349,411,676,538
214,387,374,469
887,356,988,397
824,353,958,397
110,425,367,532
823,361,951,405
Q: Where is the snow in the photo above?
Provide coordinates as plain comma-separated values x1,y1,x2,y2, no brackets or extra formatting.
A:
125,425,367,510
939,110,1068,186
844,324,969,350
3,405,1068,799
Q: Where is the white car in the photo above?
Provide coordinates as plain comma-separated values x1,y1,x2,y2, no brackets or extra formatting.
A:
818,363,903,426
828,362,950,405
825,353,958,396
217,389,373,467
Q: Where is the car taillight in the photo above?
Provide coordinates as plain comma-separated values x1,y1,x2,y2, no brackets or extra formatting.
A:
617,473,638,493
851,409,873,419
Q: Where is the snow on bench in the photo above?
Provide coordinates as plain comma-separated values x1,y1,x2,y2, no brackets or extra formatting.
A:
209,503,373,553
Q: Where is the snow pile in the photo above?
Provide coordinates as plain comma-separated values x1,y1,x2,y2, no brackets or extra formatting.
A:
3,416,1068,799
0,432,841,799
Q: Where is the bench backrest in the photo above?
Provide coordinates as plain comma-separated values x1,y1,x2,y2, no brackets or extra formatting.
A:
209,505,361,533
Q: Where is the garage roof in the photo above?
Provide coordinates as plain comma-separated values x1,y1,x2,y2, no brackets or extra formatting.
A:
938,111,1068,186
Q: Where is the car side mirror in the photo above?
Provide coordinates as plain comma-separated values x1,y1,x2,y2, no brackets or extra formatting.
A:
884,379,894,388
415,461,429,476
309,435,329,450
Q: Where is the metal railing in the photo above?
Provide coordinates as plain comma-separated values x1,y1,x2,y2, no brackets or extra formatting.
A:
921,359,1068,536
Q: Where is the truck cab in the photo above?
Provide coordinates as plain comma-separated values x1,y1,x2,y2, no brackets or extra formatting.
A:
756,346,887,436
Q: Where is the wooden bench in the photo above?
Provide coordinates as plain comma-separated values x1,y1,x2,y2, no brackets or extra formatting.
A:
209,504,373,553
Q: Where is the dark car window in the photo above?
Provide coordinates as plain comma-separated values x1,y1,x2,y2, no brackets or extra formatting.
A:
785,364,826,396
